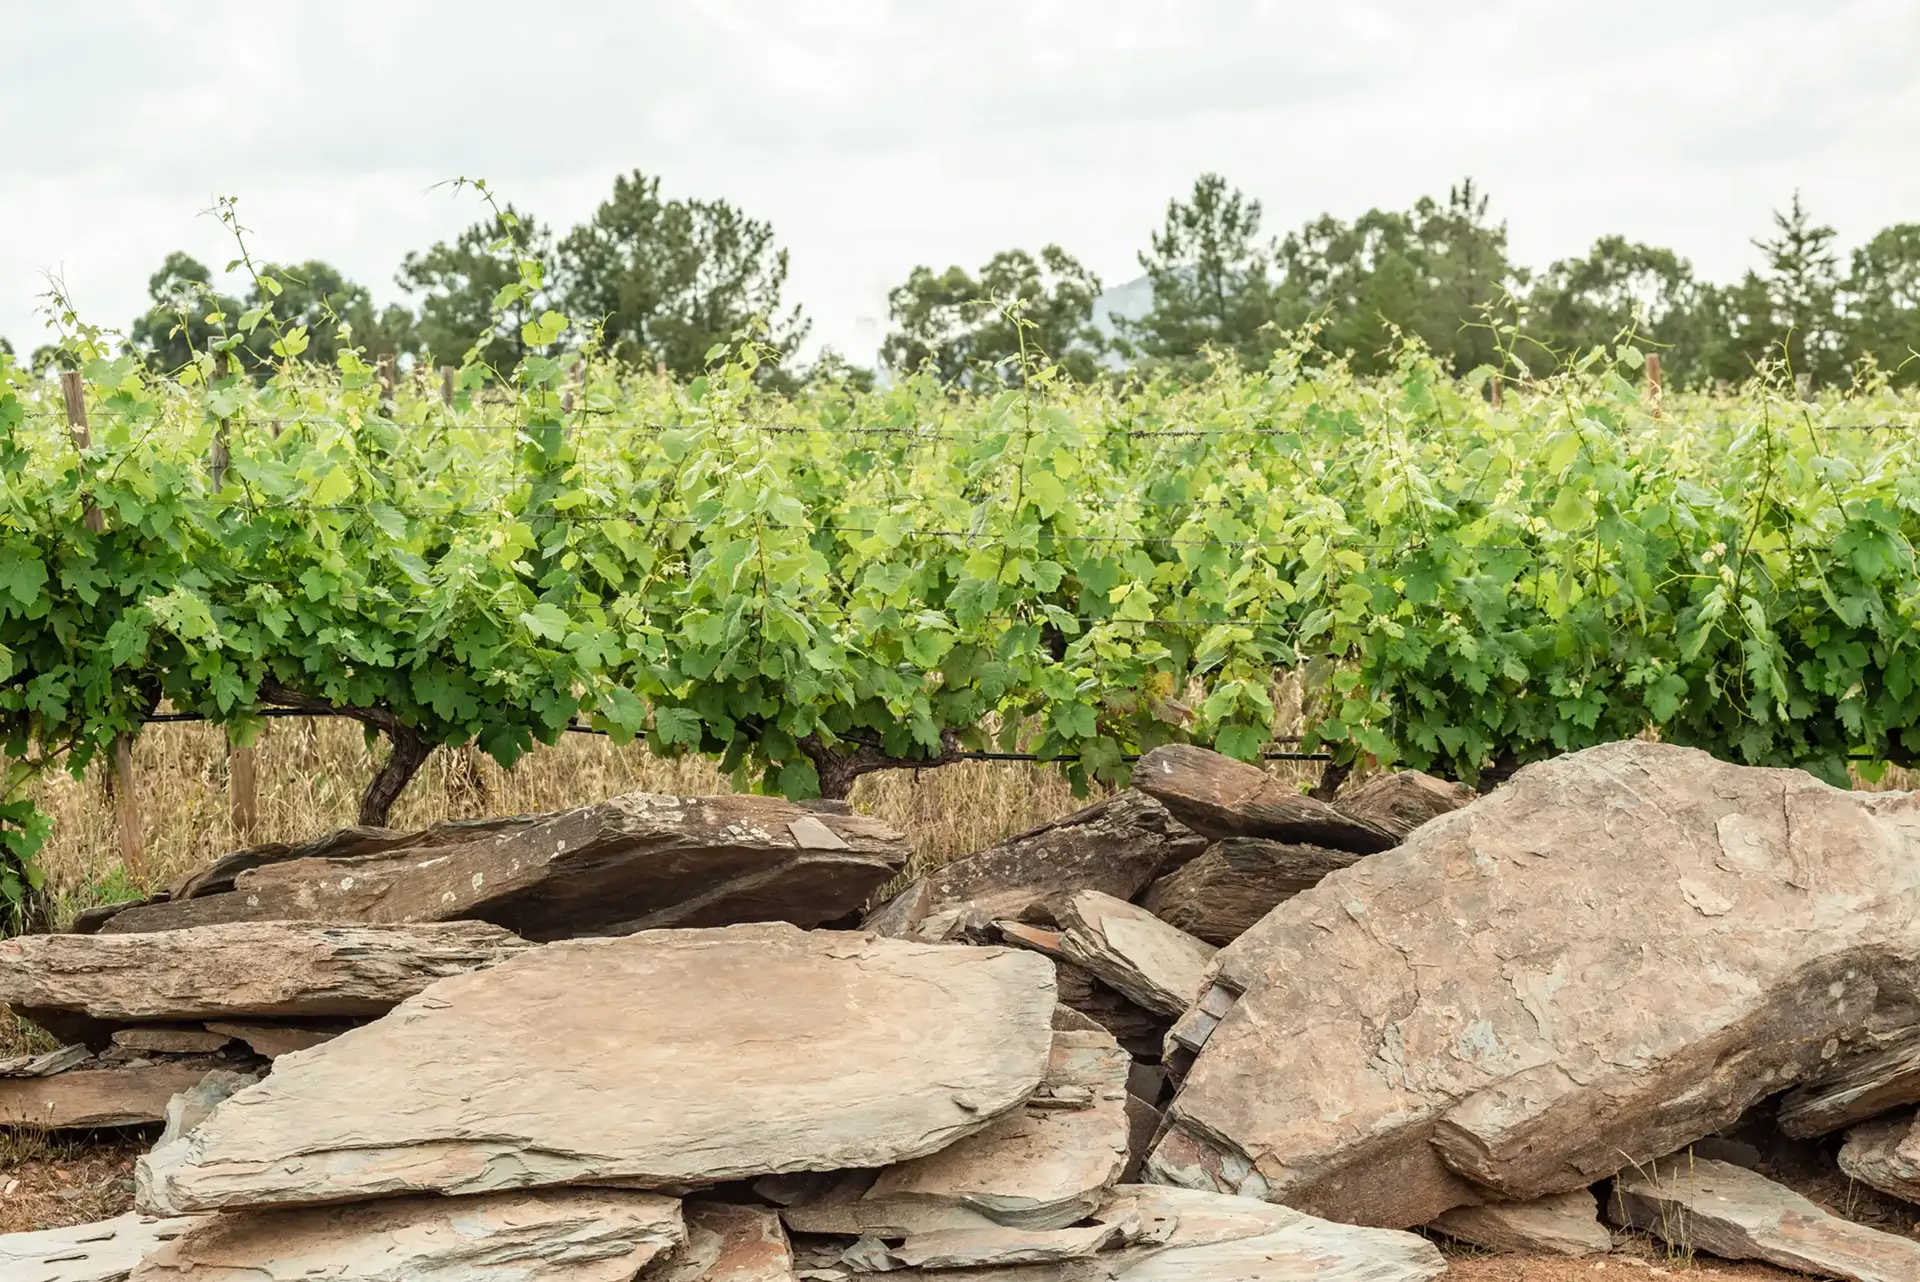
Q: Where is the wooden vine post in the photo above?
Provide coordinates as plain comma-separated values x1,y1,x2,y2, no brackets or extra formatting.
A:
209,351,260,840
1488,372,1504,410
59,371,105,534
209,351,231,489
60,372,145,876
440,365,455,407
1646,352,1663,418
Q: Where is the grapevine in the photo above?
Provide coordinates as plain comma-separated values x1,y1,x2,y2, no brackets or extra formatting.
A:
4,269,1920,915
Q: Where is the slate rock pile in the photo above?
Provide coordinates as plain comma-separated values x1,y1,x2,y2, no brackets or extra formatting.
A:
10,744,1920,1280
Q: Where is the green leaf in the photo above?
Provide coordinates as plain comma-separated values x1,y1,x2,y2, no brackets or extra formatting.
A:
1547,486,1592,533
311,465,355,506
520,603,571,642
146,587,221,646
271,325,310,359
0,545,48,611
654,706,703,748
948,577,998,626
777,757,821,800
1213,724,1265,761
597,687,646,739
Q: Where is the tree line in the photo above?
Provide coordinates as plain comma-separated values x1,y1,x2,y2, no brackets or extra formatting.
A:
9,170,1917,389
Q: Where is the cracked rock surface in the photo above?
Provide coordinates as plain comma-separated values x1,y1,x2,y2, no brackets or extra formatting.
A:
1151,740,1920,1227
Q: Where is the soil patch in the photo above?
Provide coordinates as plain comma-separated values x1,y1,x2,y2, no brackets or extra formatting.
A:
0,1127,150,1234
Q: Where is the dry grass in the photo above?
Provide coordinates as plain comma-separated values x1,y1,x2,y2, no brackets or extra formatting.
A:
26,718,1095,926
30,718,1903,928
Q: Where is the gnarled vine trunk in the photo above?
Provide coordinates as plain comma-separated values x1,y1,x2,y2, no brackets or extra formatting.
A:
259,682,434,827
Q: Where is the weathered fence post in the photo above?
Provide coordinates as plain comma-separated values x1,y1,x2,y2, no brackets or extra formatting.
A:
208,350,258,838
378,353,397,406
209,350,231,489
231,728,259,841
440,365,455,407
112,737,142,878
59,371,105,534
1646,352,1662,417
62,371,146,875
1489,371,1504,410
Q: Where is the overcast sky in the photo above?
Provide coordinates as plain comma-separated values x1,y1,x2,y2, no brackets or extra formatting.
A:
3,1,1917,364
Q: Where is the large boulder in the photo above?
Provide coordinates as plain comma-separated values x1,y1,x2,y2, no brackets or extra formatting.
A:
1151,740,1920,1227
1133,746,1396,852
0,922,529,1040
139,923,1056,1213
866,792,1205,939
97,793,908,940
128,1190,685,1281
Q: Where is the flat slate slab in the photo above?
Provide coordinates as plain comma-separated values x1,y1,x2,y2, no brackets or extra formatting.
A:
1141,838,1362,945
1133,746,1397,852
1,1061,228,1129
102,793,907,940
201,1022,349,1059
1332,771,1475,841
871,1219,1137,1271
1839,1109,1920,1202
1778,1037,1920,1137
1058,891,1215,1018
1151,741,1920,1227
0,1213,196,1282
814,1186,1446,1282
870,792,1206,938
1116,1221,1446,1282
138,923,1056,1214
1610,1156,1920,1282
1429,1189,1612,1256
655,1202,793,1282
128,1190,684,1281
782,1028,1131,1236
1,921,530,1027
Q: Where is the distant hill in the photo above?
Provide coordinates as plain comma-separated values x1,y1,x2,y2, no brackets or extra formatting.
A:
1090,274,1153,360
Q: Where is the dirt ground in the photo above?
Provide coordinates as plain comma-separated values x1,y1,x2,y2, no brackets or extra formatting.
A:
0,1128,148,1235
1443,1252,1808,1279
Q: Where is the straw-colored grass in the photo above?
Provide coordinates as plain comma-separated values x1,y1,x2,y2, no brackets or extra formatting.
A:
26,719,1095,928
27,716,1916,930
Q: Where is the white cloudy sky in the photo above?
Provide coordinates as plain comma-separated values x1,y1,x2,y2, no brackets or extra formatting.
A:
3,1,1917,363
